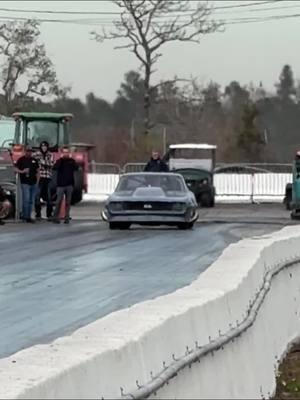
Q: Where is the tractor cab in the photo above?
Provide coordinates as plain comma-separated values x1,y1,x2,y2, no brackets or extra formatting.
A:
0,116,15,150
11,112,73,162
0,116,16,163
0,117,17,185
164,143,217,207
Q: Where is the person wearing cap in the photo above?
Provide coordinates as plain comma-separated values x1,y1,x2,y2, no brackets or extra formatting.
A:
34,141,54,220
144,150,169,172
15,146,40,223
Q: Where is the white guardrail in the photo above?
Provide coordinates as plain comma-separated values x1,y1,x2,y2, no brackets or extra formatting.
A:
85,173,292,203
1,225,300,399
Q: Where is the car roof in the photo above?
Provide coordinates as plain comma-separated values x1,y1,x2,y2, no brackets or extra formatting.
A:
169,143,217,150
122,172,184,178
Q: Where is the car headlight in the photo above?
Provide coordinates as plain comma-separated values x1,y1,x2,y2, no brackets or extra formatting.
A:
109,202,123,212
173,202,186,211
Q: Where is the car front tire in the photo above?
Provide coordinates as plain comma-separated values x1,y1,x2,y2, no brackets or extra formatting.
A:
109,222,131,230
177,222,194,230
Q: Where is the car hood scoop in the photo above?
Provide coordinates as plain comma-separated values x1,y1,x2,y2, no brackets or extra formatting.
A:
132,187,166,198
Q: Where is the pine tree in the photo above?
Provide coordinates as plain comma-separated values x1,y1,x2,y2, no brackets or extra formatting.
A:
237,102,264,162
276,65,296,101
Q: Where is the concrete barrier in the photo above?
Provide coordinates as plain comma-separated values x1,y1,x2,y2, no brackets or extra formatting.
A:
1,226,300,399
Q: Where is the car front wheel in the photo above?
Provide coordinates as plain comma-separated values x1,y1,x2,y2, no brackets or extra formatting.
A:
177,222,194,230
109,222,131,230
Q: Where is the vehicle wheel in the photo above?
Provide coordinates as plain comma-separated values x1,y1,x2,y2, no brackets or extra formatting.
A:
72,169,84,205
0,199,14,219
71,189,83,205
119,222,131,230
109,222,131,230
291,211,300,220
285,185,292,210
285,194,292,210
178,222,194,230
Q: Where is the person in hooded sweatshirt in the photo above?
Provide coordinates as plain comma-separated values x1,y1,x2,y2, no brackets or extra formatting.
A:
144,150,169,172
52,146,79,224
33,141,54,220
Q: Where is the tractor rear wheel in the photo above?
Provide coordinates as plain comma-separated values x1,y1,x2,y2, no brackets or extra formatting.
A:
71,189,83,205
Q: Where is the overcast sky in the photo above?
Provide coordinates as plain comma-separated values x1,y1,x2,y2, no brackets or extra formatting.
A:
0,0,299,102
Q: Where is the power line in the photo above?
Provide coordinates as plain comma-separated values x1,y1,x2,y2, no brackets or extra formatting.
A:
0,1,281,16
214,3,300,15
0,4,298,27
0,0,288,26
226,12,300,24
213,0,282,11
0,2,292,27
0,14,298,27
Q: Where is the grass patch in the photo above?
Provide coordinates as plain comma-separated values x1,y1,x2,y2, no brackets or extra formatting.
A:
274,344,300,399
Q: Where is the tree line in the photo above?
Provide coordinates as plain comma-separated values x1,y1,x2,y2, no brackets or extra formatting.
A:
6,64,300,165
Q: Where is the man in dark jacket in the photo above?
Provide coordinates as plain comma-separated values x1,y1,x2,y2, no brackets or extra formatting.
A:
144,150,169,172
52,147,78,224
34,141,54,220
15,146,40,223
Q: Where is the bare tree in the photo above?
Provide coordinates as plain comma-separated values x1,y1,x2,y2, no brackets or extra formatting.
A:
92,0,222,134
0,20,67,114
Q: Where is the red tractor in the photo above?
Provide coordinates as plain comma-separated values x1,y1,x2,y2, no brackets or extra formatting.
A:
0,112,93,213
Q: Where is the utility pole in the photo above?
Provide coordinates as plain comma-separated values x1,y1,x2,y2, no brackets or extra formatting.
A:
162,127,167,155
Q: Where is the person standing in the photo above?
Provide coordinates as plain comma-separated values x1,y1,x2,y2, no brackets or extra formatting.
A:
144,150,169,172
34,141,54,220
15,146,40,223
52,147,78,224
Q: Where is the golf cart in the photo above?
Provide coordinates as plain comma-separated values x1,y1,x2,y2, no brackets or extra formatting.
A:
164,143,217,207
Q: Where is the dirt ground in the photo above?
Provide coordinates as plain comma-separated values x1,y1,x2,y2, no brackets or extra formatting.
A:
274,344,300,399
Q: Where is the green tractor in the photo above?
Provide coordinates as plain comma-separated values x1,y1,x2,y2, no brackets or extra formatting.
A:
290,152,300,219
3,112,93,206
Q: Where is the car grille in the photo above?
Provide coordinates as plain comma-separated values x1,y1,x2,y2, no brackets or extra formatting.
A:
123,201,175,211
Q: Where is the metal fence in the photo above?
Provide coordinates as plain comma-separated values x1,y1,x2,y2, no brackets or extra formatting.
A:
121,162,293,175
0,161,293,206
123,163,146,173
89,162,121,174
86,172,292,203
215,163,292,174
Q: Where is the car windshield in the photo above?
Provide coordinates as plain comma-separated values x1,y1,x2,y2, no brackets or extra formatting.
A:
117,174,186,192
